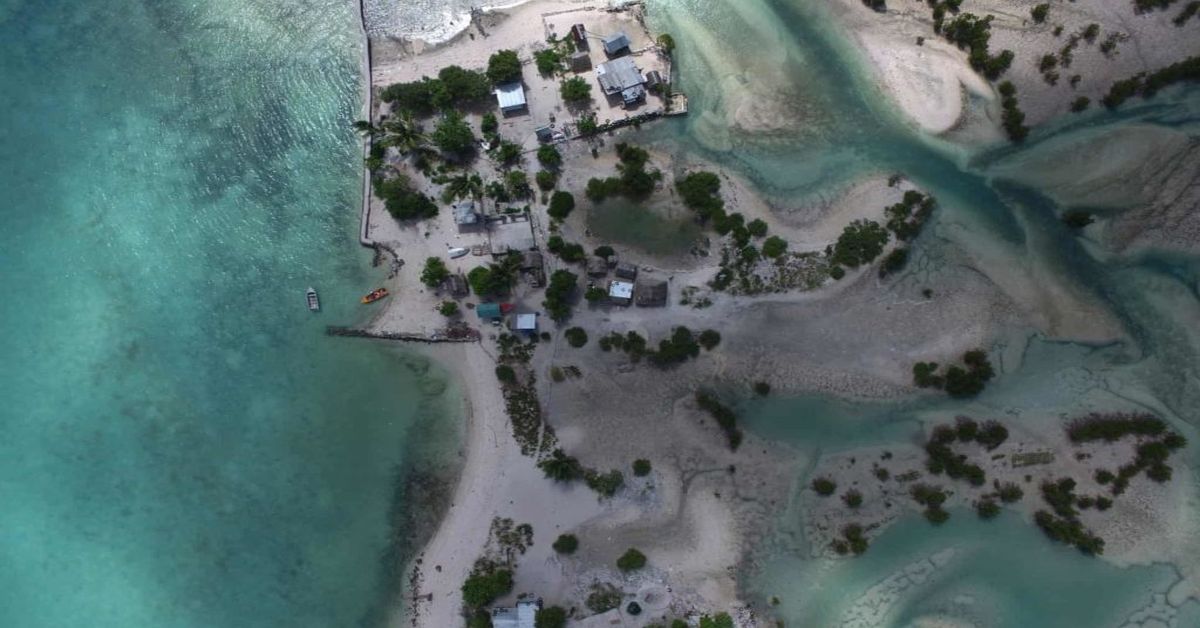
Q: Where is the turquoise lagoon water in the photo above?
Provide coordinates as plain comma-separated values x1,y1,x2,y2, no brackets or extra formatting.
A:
641,0,1200,624
0,1,459,627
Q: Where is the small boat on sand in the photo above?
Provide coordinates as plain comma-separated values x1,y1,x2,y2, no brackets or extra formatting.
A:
306,287,320,311
361,288,389,304
448,247,469,259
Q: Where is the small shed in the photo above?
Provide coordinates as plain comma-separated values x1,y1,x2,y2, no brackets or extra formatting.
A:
476,302,502,320
535,125,554,143
513,313,538,334
620,85,646,107
602,31,631,57
635,277,668,307
608,280,634,306
444,273,468,297
645,70,663,89
570,24,588,48
615,261,638,280
494,82,528,114
586,256,608,277
521,250,544,271
569,51,592,72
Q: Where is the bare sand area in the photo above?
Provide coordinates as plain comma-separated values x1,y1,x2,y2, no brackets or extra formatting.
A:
828,0,1200,134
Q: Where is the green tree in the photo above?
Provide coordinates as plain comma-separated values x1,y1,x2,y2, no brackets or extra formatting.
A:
421,257,450,287
438,301,459,316
536,170,557,191
552,533,578,554
543,270,579,321
616,548,647,572
461,567,513,608
533,49,562,75
548,190,576,220
537,144,562,168
535,606,568,628
831,220,889,267
762,236,788,258
487,49,523,84
633,459,652,476
493,140,522,166
657,33,676,54
560,76,593,103
506,170,531,199
437,65,491,105
747,218,768,237
495,364,516,384
698,329,722,350
565,327,588,347
481,111,498,134
432,111,476,156
812,477,837,496
374,174,437,220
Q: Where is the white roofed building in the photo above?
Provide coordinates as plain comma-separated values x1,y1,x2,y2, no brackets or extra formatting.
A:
494,82,527,114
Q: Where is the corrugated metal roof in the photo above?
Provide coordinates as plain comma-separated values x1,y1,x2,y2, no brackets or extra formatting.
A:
493,82,527,111
596,57,643,95
476,303,502,319
609,280,634,299
602,31,630,54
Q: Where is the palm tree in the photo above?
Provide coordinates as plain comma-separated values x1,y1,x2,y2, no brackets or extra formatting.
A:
537,449,582,482
379,111,426,154
352,119,379,137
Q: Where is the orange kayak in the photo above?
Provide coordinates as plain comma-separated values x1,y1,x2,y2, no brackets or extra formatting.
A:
361,288,389,304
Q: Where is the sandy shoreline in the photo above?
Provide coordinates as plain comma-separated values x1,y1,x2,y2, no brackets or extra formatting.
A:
347,0,1200,625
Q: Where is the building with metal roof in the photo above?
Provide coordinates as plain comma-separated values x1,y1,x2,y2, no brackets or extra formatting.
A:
596,57,644,97
494,82,527,114
608,279,634,305
513,313,538,334
491,600,540,628
615,261,639,280
452,200,481,231
602,31,630,56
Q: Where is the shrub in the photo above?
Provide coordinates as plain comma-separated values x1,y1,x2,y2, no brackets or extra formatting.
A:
548,190,575,220
585,469,624,496
487,49,522,84
633,459,652,476
924,507,950,525
421,257,451,287
842,489,863,508
976,498,1001,519
438,301,459,316
536,606,568,628
1095,469,1115,484
698,329,722,350
586,583,622,613
539,449,584,482
617,548,647,572
812,477,837,496
565,327,588,347
1070,97,1091,113
753,381,771,396
695,391,743,450
495,364,517,384
1031,4,1049,23
552,534,579,554
506,170,531,198
560,76,593,102
879,248,909,277
481,112,498,134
